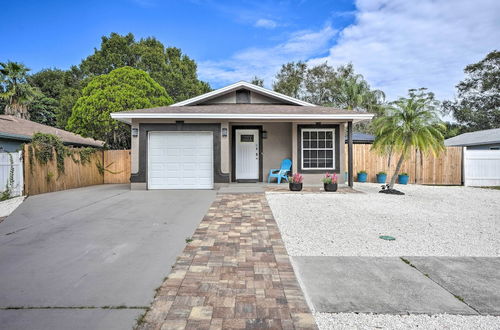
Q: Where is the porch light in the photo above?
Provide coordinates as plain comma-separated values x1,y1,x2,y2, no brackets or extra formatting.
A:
262,131,268,139
132,127,139,137
222,127,228,137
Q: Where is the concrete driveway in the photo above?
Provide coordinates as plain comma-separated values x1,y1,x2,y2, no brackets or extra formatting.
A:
0,184,215,330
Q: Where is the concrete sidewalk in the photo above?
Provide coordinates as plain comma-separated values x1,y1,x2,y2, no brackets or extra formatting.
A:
293,256,500,315
0,184,215,330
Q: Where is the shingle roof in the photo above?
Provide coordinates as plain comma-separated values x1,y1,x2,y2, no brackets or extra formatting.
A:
119,104,368,115
445,128,500,147
345,132,375,143
0,115,104,147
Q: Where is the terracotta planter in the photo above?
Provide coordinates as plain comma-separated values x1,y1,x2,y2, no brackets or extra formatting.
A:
289,182,303,191
323,183,338,192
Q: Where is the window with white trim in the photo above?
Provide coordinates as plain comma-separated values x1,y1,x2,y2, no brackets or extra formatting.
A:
301,128,335,170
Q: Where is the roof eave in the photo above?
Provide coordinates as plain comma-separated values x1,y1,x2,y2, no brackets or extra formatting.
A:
111,112,374,123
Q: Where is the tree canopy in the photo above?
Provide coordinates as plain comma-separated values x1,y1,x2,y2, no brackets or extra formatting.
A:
67,67,173,149
444,50,500,132
80,33,211,102
272,62,385,113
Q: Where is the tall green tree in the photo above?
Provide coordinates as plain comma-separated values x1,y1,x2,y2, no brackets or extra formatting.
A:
444,50,500,132
372,88,445,189
272,61,307,99
67,67,173,149
273,62,385,114
0,61,40,119
28,68,65,126
28,66,86,128
80,33,210,102
250,76,264,87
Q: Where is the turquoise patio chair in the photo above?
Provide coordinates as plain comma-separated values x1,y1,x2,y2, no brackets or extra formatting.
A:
268,159,292,184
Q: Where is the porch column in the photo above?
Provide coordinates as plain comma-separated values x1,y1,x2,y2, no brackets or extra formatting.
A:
347,121,353,187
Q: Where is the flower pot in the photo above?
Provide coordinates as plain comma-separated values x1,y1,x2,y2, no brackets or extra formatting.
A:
357,172,368,182
323,183,338,192
289,182,303,191
398,174,409,185
376,173,387,184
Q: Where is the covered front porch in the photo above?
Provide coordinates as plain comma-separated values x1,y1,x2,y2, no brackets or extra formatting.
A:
224,120,356,187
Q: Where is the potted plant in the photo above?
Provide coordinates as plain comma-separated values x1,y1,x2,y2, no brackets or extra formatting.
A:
322,172,338,192
398,172,409,185
288,173,303,191
357,170,368,183
376,171,387,184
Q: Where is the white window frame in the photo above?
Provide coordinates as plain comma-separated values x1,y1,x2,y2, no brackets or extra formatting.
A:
301,128,336,170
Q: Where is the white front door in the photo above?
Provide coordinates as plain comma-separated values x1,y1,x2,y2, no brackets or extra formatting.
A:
148,131,213,189
235,129,260,181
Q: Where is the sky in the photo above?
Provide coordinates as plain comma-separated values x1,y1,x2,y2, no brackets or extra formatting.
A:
1,0,499,101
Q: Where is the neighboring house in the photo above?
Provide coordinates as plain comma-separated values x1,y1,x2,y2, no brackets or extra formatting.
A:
0,115,104,151
345,132,375,144
111,81,373,189
445,128,500,150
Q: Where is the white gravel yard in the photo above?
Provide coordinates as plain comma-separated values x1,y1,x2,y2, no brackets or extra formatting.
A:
314,312,500,330
266,183,500,256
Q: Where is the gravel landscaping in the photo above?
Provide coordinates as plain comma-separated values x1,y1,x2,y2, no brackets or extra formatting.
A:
314,312,500,330
266,183,500,257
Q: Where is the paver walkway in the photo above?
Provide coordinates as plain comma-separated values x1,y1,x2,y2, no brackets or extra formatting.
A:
138,193,317,330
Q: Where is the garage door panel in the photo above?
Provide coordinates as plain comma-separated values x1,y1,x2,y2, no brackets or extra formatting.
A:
148,132,213,189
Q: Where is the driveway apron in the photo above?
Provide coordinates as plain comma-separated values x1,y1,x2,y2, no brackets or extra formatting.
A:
139,193,317,329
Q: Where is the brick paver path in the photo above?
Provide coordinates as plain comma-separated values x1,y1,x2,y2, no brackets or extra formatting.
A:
138,193,317,330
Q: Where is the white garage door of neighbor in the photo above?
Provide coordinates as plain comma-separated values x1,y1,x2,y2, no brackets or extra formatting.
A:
148,131,213,189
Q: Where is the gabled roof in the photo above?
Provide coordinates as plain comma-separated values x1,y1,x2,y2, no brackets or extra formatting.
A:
445,128,500,147
0,115,104,147
170,81,316,107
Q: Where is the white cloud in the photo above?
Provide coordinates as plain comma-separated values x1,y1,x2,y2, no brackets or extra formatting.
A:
199,1,500,99
310,0,500,100
255,18,278,29
198,26,336,87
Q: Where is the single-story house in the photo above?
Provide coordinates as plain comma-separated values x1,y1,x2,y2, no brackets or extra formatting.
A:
111,81,374,189
345,132,375,144
0,115,104,151
445,128,500,150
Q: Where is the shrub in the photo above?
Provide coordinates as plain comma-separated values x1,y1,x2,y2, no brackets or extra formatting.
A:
358,170,367,174
399,172,409,176
377,171,387,175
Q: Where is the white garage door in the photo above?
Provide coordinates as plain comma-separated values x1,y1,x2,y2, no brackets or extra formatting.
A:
148,131,213,189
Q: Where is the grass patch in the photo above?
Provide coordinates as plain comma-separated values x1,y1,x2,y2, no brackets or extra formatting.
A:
185,237,193,243
0,305,147,310
454,295,465,303
400,257,417,269
478,186,500,190
134,307,150,329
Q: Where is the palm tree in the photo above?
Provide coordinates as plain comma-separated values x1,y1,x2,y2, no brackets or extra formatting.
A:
334,74,385,115
372,88,445,189
0,61,39,119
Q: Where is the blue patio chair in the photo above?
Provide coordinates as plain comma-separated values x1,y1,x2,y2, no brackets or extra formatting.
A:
267,159,292,184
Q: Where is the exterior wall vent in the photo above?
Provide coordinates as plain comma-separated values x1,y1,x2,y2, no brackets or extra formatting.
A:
236,90,251,104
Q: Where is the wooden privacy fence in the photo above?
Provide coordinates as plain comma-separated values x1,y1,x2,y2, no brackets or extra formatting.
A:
103,150,131,184
344,144,462,185
23,145,131,195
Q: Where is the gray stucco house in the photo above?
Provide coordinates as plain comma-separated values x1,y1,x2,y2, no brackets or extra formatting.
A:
0,115,104,151
445,128,500,150
111,81,373,189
